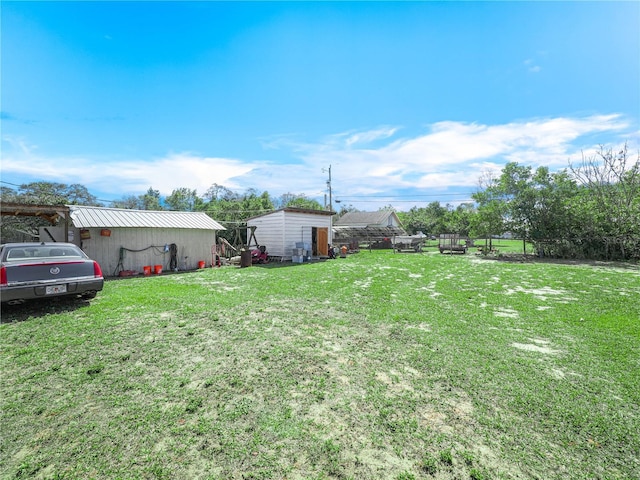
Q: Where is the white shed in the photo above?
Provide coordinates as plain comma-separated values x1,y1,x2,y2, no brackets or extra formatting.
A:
246,208,335,260
41,206,225,276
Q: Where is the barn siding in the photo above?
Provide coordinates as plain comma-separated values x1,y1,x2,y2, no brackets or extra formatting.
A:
78,227,216,276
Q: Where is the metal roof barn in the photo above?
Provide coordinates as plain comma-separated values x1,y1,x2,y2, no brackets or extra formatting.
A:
39,206,225,277
70,206,224,230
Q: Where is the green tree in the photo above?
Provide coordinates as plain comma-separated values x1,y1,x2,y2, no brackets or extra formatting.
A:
444,203,474,236
397,207,427,235
165,187,198,211
397,201,448,235
241,189,274,216
569,144,640,259
471,147,639,260
474,163,578,252
203,183,236,202
277,193,323,210
0,186,19,203
140,187,163,210
112,195,143,210
470,190,506,250
201,187,276,246
11,182,99,206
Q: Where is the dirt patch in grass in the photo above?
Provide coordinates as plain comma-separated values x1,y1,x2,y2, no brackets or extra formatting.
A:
511,342,560,355
474,253,640,270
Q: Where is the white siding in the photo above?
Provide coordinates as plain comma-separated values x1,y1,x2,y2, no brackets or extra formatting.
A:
283,212,329,256
248,211,332,259
247,211,286,257
79,227,216,276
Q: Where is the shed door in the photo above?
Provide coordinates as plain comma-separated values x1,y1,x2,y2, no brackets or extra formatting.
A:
316,228,328,256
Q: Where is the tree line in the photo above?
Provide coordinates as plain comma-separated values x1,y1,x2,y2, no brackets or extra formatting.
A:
398,145,639,260
0,182,332,246
2,144,638,260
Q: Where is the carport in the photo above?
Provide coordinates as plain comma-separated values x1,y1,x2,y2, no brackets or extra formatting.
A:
0,202,71,241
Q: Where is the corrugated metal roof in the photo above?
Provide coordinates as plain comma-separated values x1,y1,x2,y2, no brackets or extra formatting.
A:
334,211,399,227
69,206,225,230
333,225,406,239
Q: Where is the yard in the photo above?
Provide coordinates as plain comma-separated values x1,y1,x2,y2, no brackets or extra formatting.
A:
1,250,639,479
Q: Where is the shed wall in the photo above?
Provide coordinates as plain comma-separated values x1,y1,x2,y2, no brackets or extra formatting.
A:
247,211,286,257
284,213,323,255
247,211,333,259
78,227,216,276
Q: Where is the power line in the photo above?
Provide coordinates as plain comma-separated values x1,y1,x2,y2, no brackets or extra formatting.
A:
0,180,23,188
336,192,475,199
338,199,474,203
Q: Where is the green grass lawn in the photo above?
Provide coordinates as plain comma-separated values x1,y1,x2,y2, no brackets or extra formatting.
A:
2,251,639,479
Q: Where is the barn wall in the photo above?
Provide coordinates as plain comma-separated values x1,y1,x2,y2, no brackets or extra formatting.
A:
78,227,217,276
247,211,286,257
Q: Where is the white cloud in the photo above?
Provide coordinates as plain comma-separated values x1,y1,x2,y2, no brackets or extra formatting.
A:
0,143,259,197
1,114,633,210
524,58,542,73
277,114,630,194
343,126,399,147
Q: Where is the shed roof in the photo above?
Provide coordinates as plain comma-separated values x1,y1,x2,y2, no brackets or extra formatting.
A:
334,211,399,227
69,206,225,230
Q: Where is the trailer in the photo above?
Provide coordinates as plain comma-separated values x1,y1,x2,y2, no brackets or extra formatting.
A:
438,234,468,254
393,234,426,253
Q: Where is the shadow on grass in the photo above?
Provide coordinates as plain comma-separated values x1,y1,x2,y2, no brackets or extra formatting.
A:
250,258,334,269
1,296,93,324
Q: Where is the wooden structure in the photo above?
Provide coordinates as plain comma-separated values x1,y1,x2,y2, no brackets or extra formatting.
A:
230,225,259,252
333,211,406,249
1,202,70,241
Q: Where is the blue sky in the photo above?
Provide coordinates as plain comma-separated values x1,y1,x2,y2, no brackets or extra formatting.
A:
2,1,639,210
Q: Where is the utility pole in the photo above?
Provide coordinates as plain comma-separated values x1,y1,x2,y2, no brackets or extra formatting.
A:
323,164,332,212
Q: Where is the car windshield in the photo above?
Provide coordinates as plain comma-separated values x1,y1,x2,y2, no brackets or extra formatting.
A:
5,246,84,261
